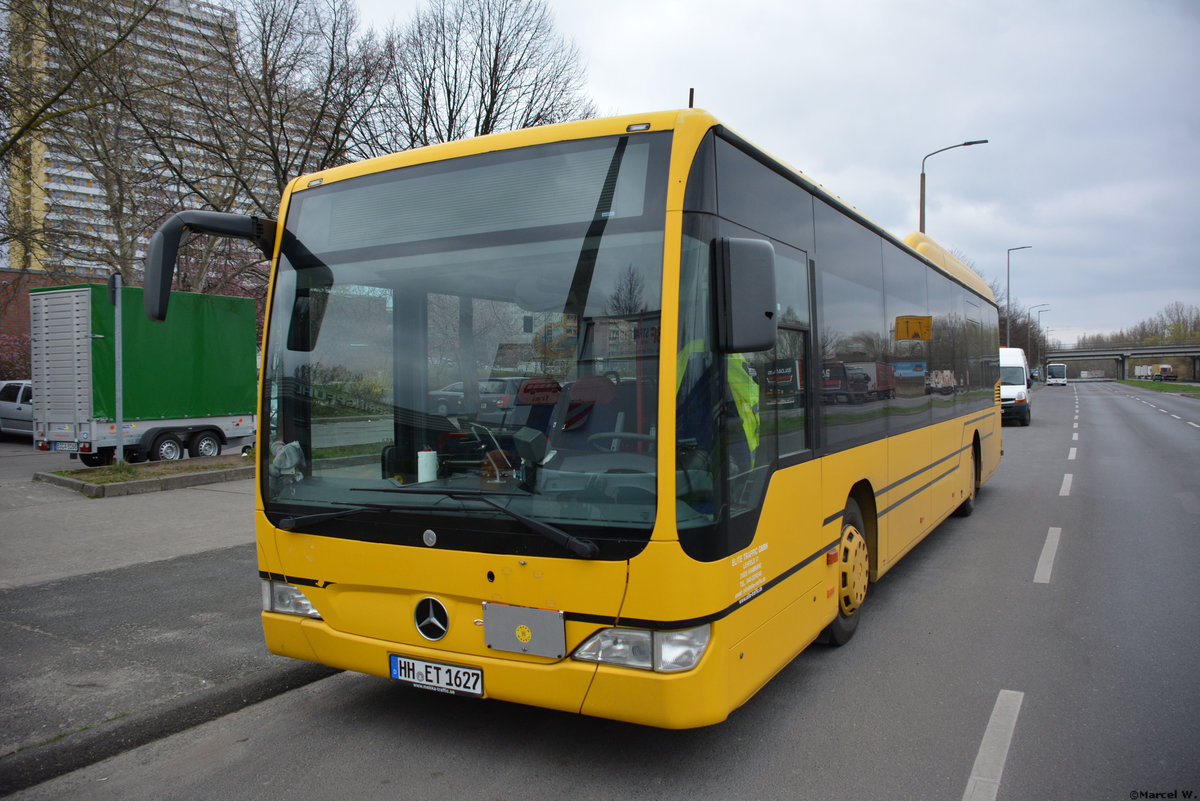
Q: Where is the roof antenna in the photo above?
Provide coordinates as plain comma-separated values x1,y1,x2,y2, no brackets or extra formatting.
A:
688,88,694,108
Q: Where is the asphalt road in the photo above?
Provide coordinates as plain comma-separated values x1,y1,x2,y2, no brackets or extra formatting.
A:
0,435,74,485
3,383,1198,800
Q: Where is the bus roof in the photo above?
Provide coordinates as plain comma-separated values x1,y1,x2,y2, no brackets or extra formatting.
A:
903,232,995,300
287,108,995,304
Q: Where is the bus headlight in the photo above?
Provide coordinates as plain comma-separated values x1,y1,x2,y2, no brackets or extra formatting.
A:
262,580,322,619
573,624,710,673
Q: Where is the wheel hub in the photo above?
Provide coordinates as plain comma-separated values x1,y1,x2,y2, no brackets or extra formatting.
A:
839,527,869,616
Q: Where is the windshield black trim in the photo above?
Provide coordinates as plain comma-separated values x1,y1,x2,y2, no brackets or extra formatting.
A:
349,487,598,558
261,504,649,561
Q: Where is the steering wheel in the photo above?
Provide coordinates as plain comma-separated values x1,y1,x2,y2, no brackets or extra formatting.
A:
587,432,656,452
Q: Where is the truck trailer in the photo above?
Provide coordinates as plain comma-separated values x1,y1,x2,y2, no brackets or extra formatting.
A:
848,361,897,400
30,284,257,466
1153,364,1177,381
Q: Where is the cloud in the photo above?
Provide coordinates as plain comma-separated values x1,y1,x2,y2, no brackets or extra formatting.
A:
355,0,1200,341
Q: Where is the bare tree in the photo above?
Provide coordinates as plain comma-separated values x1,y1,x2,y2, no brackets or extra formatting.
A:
0,0,161,164
369,0,595,154
606,265,645,316
42,23,180,281
128,0,391,296
1077,302,1200,349
1,0,165,283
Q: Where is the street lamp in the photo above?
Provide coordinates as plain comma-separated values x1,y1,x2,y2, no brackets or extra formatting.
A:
919,139,989,233
1028,303,1049,371
1037,308,1051,371
1006,245,1032,346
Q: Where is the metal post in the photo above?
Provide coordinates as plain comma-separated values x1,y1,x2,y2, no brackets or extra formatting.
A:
1006,246,1032,347
114,273,124,465
919,139,988,234
1028,304,1048,376
1036,308,1050,373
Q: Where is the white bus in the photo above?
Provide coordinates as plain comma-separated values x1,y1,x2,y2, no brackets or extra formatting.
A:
1046,363,1068,386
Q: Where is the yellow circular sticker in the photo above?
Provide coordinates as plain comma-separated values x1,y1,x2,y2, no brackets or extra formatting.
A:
515,624,533,644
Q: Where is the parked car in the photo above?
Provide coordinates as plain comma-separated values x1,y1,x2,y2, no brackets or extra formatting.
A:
428,378,527,418
0,379,33,437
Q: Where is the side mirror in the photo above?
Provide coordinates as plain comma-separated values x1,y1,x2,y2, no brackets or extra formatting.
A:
714,237,776,353
144,211,276,321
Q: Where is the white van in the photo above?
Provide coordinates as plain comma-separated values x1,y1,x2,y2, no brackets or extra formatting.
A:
999,347,1032,426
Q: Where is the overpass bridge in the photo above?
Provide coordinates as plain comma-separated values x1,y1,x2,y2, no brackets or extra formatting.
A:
1044,344,1200,380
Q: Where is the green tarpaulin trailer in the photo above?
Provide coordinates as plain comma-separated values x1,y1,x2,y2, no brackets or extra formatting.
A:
30,284,257,465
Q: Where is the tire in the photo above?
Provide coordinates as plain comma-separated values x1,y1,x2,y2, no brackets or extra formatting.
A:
954,445,978,517
189,432,222,458
824,497,869,646
79,451,109,468
150,433,184,461
1020,409,1031,427
435,402,450,416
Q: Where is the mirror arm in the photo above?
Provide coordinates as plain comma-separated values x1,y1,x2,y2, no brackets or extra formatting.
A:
145,211,277,321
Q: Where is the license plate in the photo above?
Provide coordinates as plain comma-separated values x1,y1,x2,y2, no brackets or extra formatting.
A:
389,655,483,697
54,442,79,452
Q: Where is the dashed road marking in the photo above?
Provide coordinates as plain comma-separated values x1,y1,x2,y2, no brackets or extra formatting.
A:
1034,527,1062,584
1059,474,1073,496
963,690,1025,801
1068,448,1077,460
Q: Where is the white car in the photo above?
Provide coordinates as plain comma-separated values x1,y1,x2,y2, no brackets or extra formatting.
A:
0,379,33,437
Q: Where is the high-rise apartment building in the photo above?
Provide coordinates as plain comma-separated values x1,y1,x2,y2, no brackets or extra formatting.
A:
5,0,235,279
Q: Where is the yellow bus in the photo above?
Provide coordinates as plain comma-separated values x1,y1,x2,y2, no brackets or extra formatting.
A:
145,109,1001,728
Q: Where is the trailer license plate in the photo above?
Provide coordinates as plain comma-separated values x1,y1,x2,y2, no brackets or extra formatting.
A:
389,655,483,697
54,442,78,452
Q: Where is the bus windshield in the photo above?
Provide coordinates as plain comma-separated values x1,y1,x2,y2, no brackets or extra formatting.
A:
262,132,670,558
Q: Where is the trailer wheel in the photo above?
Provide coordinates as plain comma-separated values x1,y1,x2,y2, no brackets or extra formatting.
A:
80,451,109,468
150,434,184,461
189,432,222,458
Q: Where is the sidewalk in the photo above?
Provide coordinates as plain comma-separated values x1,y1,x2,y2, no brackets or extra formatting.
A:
0,477,335,795
1,477,256,590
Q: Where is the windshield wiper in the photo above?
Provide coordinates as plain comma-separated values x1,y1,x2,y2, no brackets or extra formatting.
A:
276,502,411,530
352,486,599,558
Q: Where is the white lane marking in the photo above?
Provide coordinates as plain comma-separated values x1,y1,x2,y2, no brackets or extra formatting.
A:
1034,528,1062,584
1073,422,1079,429
1072,433,1079,441
963,690,1025,801
1189,422,1200,429
1068,448,1077,460
1059,474,1073,496
1171,414,1181,420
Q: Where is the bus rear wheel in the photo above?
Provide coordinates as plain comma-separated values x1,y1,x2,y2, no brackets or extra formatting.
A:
954,445,978,518
826,497,869,646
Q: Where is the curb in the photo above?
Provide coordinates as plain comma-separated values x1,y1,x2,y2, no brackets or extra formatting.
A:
0,663,339,797
32,466,254,498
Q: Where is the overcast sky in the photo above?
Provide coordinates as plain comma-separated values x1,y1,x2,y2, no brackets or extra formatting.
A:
354,0,1199,346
